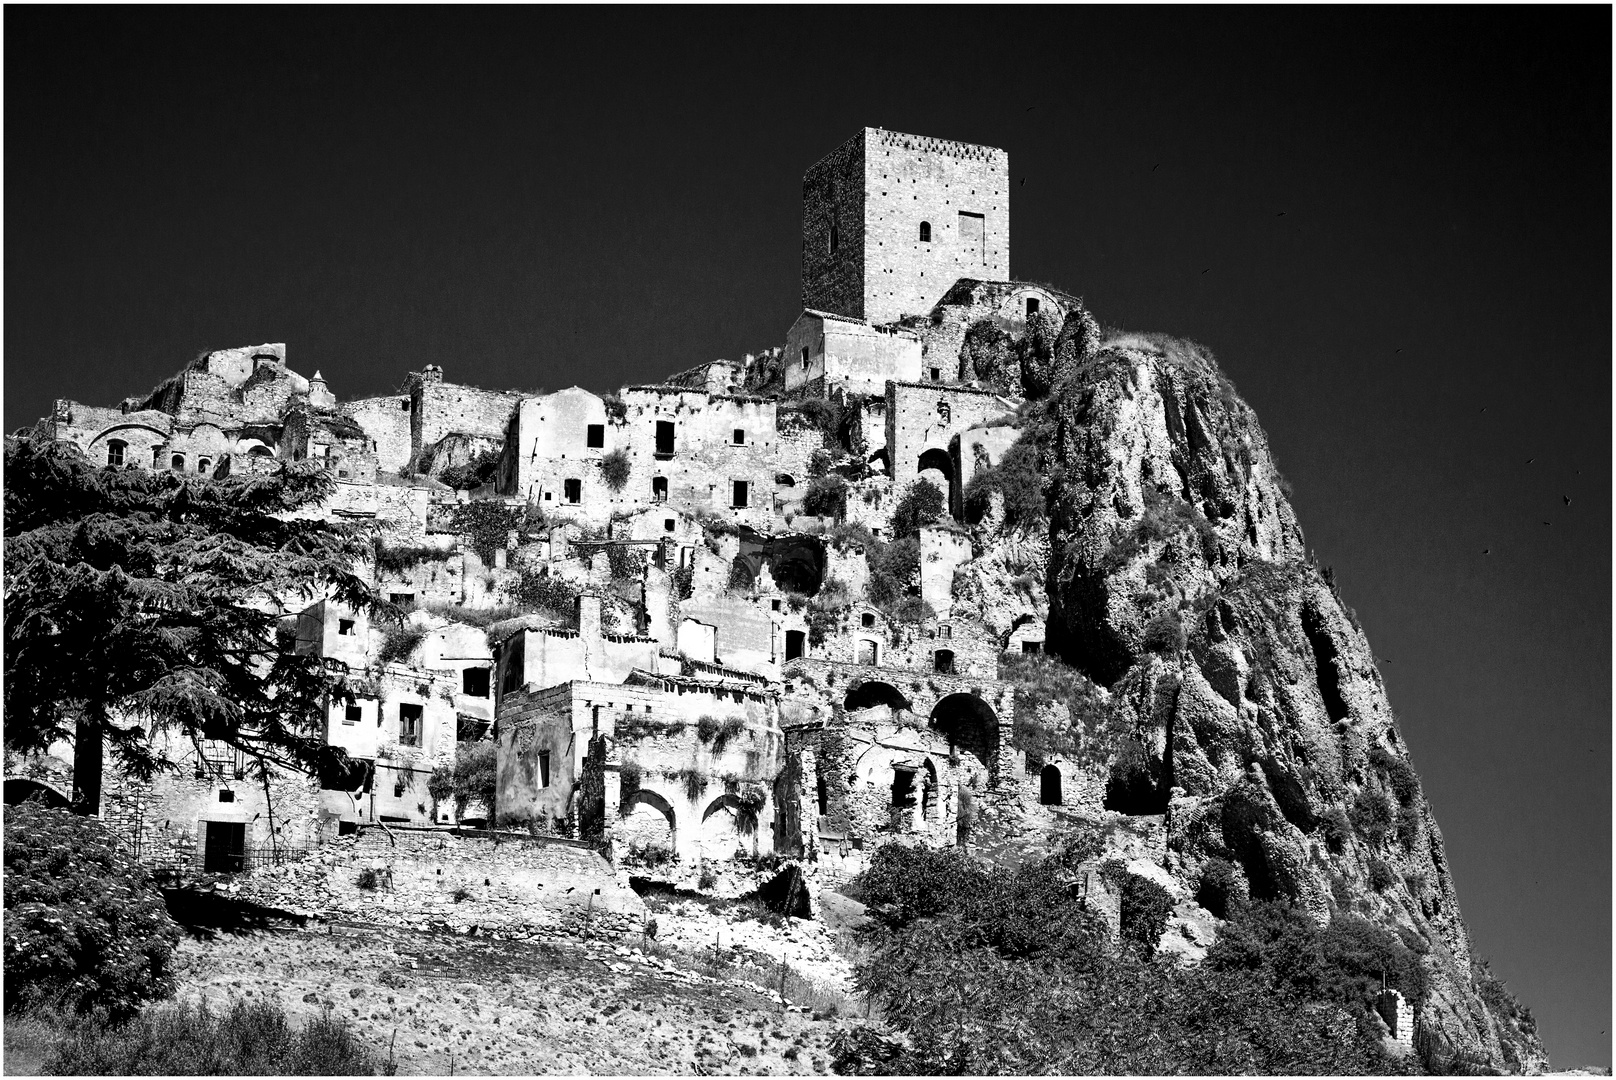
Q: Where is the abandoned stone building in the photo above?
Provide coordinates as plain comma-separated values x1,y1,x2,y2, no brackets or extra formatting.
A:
28,125,1107,875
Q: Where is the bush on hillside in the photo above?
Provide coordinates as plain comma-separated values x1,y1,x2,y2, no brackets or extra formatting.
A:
1195,857,1246,920
1349,788,1396,844
450,499,525,564
42,997,378,1076
961,436,1045,528
959,319,1017,392
889,479,946,538
1101,863,1176,957
1016,309,1064,398
801,475,848,519
4,803,181,1019
426,741,498,820
439,449,502,491
507,564,580,620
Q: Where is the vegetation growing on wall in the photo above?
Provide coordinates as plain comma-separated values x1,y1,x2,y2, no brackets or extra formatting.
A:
450,499,525,564
599,448,631,492
889,479,945,539
961,435,1044,529
998,652,1106,769
439,449,502,491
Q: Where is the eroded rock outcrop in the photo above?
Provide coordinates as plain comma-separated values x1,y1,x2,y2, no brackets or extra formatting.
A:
1029,333,1546,1072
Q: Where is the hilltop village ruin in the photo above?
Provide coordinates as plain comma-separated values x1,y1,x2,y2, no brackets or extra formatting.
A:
28,128,1104,882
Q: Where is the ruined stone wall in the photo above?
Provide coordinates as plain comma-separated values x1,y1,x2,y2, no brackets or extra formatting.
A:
885,380,1019,496
783,311,921,397
918,525,973,617
773,416,827,489
409,370,520,466
617,388,780,530
343,395,415,475
99,727,323,870
679,596,779,674
921,279,1077,377
860,129,1009,325
801,131,867,320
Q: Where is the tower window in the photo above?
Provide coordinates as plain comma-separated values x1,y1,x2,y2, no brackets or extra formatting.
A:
586,424,605,449
655,420,675,457
105,440,126,466
919,221,931,242
800,347,810,370
829,222,839,255
344,705,361,725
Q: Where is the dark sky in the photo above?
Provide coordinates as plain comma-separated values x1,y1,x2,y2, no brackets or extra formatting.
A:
6,7,1609,1067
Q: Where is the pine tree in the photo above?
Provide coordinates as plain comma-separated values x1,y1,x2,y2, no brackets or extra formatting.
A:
3,433,380,813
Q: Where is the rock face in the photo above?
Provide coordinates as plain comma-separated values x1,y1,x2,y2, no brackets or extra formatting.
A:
1031,332,1546,1072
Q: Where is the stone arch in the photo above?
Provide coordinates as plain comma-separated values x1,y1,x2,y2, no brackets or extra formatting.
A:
775,473,796,488
4,777,71,809
867,448,890,476
620,788,677,854
917,447,953,484
1040,763,1063,806
699,792,756,860
844,679,911,713
930,693,999,773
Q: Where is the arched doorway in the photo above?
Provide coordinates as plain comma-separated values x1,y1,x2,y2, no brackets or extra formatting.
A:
930,693,999,773
1040,764,1063,806
921,758,939,823
843,680,912,713
3,778,71,809
620,788,677,859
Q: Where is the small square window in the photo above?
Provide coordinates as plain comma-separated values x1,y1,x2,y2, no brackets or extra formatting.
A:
564,478,582,503
929,368,941,381
732,429,745,445
861,612,875,628
219,789,235,803
338,619,355,636
652,477,668,502
388,593,414,606
664,518,675,532
462,667,490,698
344,705,362,725
544,491,553,501
940,624,952,639
1026,297,1040,316
771,599,781,611
586,424,605,449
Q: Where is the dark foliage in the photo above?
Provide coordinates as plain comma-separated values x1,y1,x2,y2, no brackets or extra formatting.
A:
695,714,746,755
375,622,427,667
599,448,631,492
1349,788,1396,844
1319,806,1352,854
961,436,1045,529
845,845,1402,1075
41,997,378,1075
1368,857,1398,892
3,434,377,809
801,475,848,519
1370,745,1420,807
998,651,1105,768
426,741,498,819
865,537,919,607
1100,863,1176,956
1099,486,1217,573
373,540,447,575
889,479,945,539
438,448,501,491
1016,309,1065,398
4,804,181,1019
1141,609,1187,654
507,565,579,620
669,563,694,601
449,499,525,565
1195,857,1246,920
959,319,1017,392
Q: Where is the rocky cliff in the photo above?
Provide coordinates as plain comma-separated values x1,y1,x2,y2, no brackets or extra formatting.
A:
1003,330,1548,1071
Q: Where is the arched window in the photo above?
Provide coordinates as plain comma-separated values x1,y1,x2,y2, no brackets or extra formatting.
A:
171,454,185,471
248,445,272,458
105,440,126,467
828,222,839,255
196,457,211,473
919,221,931,242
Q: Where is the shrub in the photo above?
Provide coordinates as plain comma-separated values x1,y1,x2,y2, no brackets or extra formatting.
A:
1102,863,1177,957
1140,610,1186,654
961,436,1045,528
439,448,502,491
889,479,945,538
1195,857,1246,920
1369,745,1420,807
1348,789,1395,844
3,804,180,1020
1319,806,1352,854
43,997,378,1076
426,741,498,819
601,393,627,423
1396,804,1422,850
695,714,747,755
507,565,579,619
669,562,694,600
697,865,718,891
355,868,383,891
791,399,846,445
866,537,919,606
999,652,1105,768
599,448,631,492
801,475,848,519
450,499,525,564
618,760,642,796
373,540,447,574
606,543,646,583
1367,857,1397,892
1100,487,1217,573
959,319,1017,391
853,844,989,926
1016,309,1064,398
375,622,427,667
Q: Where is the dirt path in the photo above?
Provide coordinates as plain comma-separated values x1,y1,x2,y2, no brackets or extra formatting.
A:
169,922,847,1075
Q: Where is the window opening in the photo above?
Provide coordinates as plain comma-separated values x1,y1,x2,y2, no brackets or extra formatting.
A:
732,428,745,445
106,440,126,466
586,424,605,448
655,421,675,457
801,347,810,370
933,649,956,675
829,222,839,255
539,750,551,788
785,629,805,661
502,639,525,693
564,478,582,503
388,593,414,606
462,667,490,697
219,789,236,803
861,612,876,628
171,454,185,470
1021,640,1042,655
1040,764,1063,806
344,705,362,726
919,221,931,242
856,639,878,665
890,767,917,808
652,476,669,502
197,457,211,472
338,619,355,636
1026,297,1040,316
399,704,423,747
731,480,749,508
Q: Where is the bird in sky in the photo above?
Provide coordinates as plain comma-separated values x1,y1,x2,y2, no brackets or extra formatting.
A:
1277,212,1286,217
1396,348,1403,353
1527,458,1535,463
1543,521,1551,526
1020,177,1026,187
1483,548,1490,554
1202,268,1211,274
1025,106,1036,112
1152,163,1160,172
1563,495,1572,505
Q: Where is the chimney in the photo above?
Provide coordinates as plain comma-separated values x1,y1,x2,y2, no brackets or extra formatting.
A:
420,364,444,383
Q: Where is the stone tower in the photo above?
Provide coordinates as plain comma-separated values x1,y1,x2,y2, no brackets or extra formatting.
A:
801,127,1010,326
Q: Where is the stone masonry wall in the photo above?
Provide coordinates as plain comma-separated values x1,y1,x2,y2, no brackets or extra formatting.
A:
801,131,867,320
